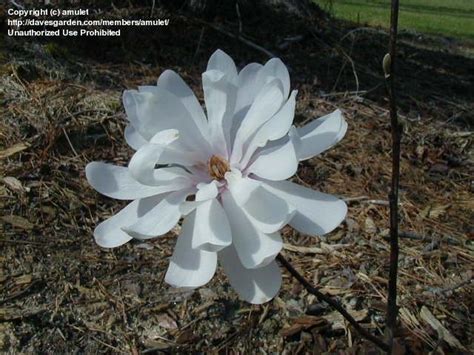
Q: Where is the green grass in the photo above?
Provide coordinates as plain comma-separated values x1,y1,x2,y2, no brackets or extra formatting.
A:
314,0,474,39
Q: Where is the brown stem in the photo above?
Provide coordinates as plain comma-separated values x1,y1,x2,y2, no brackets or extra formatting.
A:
276,254,389,352
385,0,402,352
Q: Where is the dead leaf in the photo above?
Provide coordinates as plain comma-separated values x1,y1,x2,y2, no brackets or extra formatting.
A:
322,309,368,330
156,313,177,330
15,274,33,286
428,204,449,219
364,217,377,234
418,204,450,220
142,340,171,350
0,142,30,159
320,242,349,252
280,323,305,337
418,205,431,220
280,316,326,337
283,243,349,255
415,145,426,160
3,177,27,192
176,329,198,344
1,215,34,230
319,286,348,295
420,306,464,350
283,243,324,254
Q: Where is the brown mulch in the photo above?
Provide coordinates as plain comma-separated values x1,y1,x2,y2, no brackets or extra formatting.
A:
1,4,473,353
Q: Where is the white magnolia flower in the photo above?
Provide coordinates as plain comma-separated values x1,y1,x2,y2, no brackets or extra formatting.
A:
86,49,348,304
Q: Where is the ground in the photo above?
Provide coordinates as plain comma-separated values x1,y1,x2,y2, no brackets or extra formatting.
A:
0,3,473,353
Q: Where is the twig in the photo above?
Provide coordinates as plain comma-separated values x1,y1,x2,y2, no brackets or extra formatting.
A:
214,24,275,58
9,0,24,9
344,196,390,206
236,2,243,34
320,90,368,98
384,0,402,351
62,127,79,157
192,27,205,63
196,19,276,58
340,27,389,42
339,46,360,94
150,0,155,17
277,254,389,351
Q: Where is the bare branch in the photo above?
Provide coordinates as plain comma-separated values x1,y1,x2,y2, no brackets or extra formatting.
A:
277,253,389,352
384,0,402,351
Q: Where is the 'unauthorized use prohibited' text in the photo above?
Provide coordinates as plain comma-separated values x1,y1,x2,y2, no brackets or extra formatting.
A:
7,8,170,37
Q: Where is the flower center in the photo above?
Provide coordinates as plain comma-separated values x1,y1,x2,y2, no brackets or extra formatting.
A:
208,155,230,180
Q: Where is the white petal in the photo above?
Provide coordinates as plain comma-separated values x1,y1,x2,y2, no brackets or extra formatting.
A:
288,125,301,156
149,129,180,144
247,138,298,181
179,200,206,216
157,69,209,138
222,191,282,269
94,195,162,248
239,90,297,168
231,79,285,164
196,181,219,201
235,62,263,115
202,69,237,156
336,116,349,142
224,169,261,206
242,186,296,233
128,131,197,186
254,89,297,142
192,199,232,252
165,212,217,288
137,85,159,93
128,143,164,186
219,245,282,304
256,58,291,99
262,180,347,236
295,109,347,161
149,130,203,167
204,50,239,153
124,124,148,150
207,49,238,84
86,162,182,200
122,189,192,239
123,90,139,125
153,167,193,182
158,145,203,166
236,78,284,138
126,88,210,153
